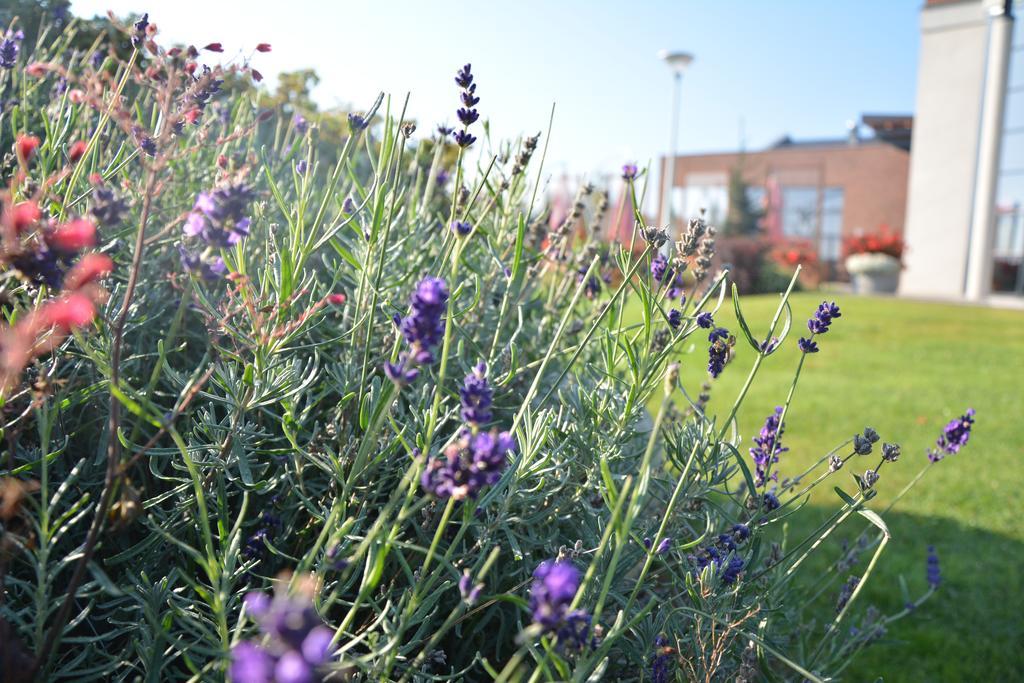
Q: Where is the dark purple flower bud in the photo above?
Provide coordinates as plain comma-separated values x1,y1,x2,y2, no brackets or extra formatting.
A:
131,13,149,48
881,442,901,462
179,245,227,281
529,560,592,649
343,196,356,214
807,300,841,334
720,555,744,585
420,428,515,500
707,327,730,378
293,114,308,133
650,252,670,282
933,408,976,458
668,309,682,329
348,112,368,132
456,107,479,126
696,312,713,328
750,407,787,486
453,130,476,148
622,163,638,180
797,337,819,353
455,63,474,89
295,160,308,174
655,537,672,555
437,124,454,137
459,362,493,428
451,220,473,237
836,575,859,612
926,545,941,588
460,84,480,107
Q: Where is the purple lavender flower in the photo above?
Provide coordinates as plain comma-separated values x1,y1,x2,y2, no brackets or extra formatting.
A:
460,362,494,428
668,308,681,329
90,49,104,70
696,312,713,329
231,588,334,683
348,112,368,132
651,635,673,683
456,106,480,126
455,63,474,88
131,13,149,48
761,491,780,511
459,571,484,605
529,560,593,651
798,300,841,352
453,130,477,148
720,555,745,585
241,508,282,561
655,537,672,555
926,545,941,588
750,407,787,486
451,220,473,237
808,300,841,334
436,168,451,186
179,245,227,281
622,163,638,180
453,64,480,148
0,30,24,69
650,252,669,282
184,183,255,247
421,429,515,500
437,124,454,137
707,327,731,378
797,337,819,353
385,277,450,386
295,160,308,174
293,114,308,134
927,408,976,462
578,268,601,299
836,576,860,612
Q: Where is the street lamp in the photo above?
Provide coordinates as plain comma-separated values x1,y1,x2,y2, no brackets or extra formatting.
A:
658,49,694,236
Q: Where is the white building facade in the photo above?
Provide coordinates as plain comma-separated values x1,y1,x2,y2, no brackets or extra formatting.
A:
900,0,1021,301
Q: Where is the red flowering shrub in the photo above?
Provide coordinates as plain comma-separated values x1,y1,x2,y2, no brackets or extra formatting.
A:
844,225,906,261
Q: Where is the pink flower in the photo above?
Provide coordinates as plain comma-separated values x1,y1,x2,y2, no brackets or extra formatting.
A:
69,140,88,163
41,294,96,330
48,219,97,252
65,254,114,290
16,134,40,162
255,43,272,52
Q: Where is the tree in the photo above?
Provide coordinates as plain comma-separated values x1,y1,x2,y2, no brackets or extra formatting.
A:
721,165,763,237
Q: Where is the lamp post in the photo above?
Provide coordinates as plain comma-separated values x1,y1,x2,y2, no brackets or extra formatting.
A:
658,49,694,237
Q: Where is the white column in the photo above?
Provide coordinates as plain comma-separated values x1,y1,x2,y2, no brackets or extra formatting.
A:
965,1,1015,300
660,73,682,234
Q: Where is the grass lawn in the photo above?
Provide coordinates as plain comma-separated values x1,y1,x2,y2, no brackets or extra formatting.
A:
632,291,1024,681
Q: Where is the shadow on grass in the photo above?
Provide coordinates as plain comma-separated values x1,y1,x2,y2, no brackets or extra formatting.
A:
786,505,1024,682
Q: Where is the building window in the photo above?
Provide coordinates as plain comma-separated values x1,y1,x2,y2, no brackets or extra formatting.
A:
779,185,844,261
680,173,728,225
993,14,1024,294
780,186,818,240
821,188,844,262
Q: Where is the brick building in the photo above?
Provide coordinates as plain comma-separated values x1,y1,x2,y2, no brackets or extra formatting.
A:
655,114,911,274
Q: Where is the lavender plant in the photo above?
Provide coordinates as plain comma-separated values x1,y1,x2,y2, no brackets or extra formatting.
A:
0,11,977,683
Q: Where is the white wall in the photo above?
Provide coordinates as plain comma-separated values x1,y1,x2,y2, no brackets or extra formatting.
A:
900,1,990,298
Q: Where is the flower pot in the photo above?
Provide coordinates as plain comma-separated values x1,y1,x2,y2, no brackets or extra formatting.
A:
845,253,901,294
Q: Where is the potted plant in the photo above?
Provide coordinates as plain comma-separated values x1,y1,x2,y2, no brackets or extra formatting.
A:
844,226,905,294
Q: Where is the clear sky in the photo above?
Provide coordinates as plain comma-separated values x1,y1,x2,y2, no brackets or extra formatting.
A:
70,0,922,183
